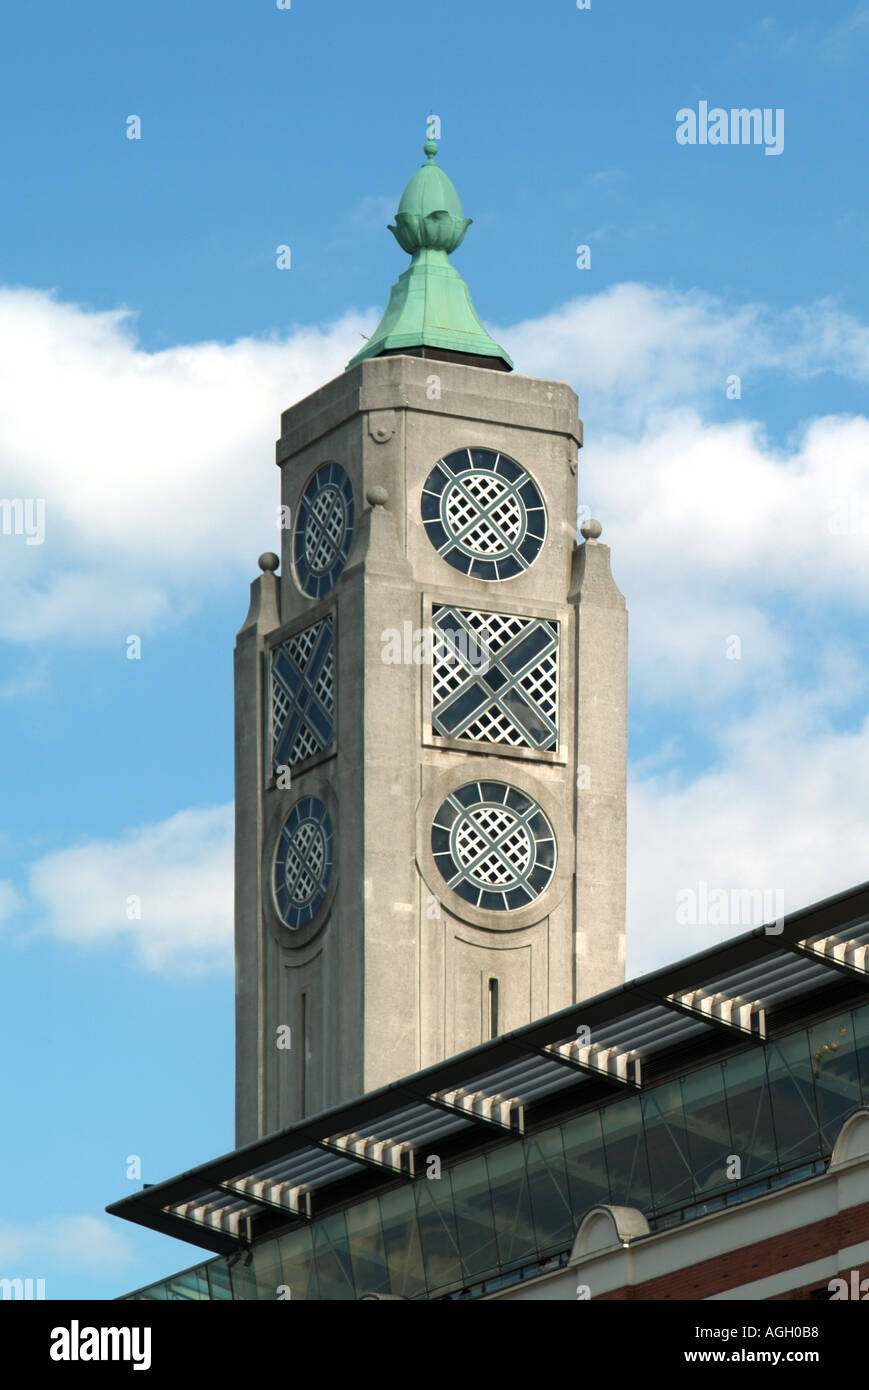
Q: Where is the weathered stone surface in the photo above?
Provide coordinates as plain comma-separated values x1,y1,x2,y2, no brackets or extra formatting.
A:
235,353,627,1145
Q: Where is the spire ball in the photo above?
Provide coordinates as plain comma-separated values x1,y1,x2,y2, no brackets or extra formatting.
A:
580,519,603,542
258,552,280,572
387,140,471,256
345,135,513,371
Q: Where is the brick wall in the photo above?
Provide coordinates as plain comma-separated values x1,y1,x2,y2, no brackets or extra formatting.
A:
596,1201,869,1300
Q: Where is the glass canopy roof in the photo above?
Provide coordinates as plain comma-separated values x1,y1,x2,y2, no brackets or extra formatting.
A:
107,881,869,1258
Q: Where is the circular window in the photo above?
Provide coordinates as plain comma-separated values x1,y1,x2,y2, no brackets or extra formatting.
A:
294,463,355,598
421,448,546,580
274,797,335,929
431,781,556,911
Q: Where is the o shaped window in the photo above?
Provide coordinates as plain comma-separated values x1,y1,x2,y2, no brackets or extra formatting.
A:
274,797,334,929
431,780,556,911
421,447,546,580
294,463,355,598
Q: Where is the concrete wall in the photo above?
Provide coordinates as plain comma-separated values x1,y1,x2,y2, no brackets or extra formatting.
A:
235,354,628,1144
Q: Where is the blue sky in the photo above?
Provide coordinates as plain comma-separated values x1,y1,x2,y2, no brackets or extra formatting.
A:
2,0,869,1299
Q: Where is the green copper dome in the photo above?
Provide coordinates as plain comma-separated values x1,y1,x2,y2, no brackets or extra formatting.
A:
390,139,471,254
346,140,512,371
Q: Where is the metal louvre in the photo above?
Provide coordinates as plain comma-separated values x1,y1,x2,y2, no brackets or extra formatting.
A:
107,885,869,1255
166,1193,261,1240
581,1005,705,1054
665,986,766,1039
429,1085,525,1132
545,1038,643,1088
227,1146,363,1196
216,1178,312,1221
793,931,869,980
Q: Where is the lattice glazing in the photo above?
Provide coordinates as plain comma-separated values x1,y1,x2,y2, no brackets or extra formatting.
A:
294,463,355,598
274,797,335,929
272,617,334,774
421,447,547,581
432,606,558,751
431,781,556,911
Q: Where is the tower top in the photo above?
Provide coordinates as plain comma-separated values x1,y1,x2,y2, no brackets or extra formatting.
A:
390,138,470,255
346,139,513,372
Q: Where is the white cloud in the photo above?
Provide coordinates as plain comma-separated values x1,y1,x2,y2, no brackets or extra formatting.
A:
0,879,22,922
583,410,869,706
823,3,869,58
27,804,233,974
3,277,869,979
0,287,372,644
501,284,869,427
493,287,869,714
0,1215,133,1271
0,652,51,701
1,280,869,663
500,284,869,969
628,693,869,976
586,168,627,187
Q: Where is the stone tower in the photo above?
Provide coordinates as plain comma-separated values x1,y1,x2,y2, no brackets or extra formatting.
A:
234,140,627,1146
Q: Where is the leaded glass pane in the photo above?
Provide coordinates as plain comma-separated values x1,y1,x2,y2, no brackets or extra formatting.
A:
853,1003,869,1106
378,1184,428,1300
722,1048,778,1180
276,1226,317,1300
205,1259,234,1301
486,1143,537,1268
250,1236,285,1300
449,1154,499,1281
273,796,334,929
312,1211,356,1300
293,463,355,598
431,780,556,911
432,606,558,751
641,1080,694,1211
414,1172,463,1295
346,1198,389,1298
601,1094,653,1211
227,1257,258,1301
524,1126,575,1250
421,447,546,580
561,1109,610,1222
271,617,334,772
681,1064,732,1198
159,1266,210,1300
808,1012,859,1151
766,1030,822,1166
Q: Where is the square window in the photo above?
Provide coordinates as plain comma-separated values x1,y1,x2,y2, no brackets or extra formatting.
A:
431,606,558,752
271,617,334,775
